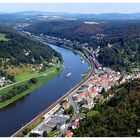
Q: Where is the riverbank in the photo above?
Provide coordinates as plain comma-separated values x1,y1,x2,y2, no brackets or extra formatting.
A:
59,45,92,79
60,45,89,64
0,64,63,109
12,44,94,137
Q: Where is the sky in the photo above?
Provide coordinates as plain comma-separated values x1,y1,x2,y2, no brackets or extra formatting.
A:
0,3,140,14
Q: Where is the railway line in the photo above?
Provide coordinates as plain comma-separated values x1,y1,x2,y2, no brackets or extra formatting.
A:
12,47,95,137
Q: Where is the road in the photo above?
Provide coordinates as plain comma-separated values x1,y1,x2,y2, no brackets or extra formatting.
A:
0,68,57,91
26,48,94,137
12,44,95,137
57,47,97,137
57,92,79,137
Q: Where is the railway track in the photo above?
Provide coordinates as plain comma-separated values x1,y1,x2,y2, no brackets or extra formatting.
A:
12,48,95,137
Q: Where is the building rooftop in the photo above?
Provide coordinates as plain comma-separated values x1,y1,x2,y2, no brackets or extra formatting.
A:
47,115,68,126
66,130,73,137
62,101,70,109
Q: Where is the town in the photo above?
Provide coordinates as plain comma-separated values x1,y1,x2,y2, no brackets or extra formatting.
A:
19,33,140,137
24,65,140,137
22,31,89,49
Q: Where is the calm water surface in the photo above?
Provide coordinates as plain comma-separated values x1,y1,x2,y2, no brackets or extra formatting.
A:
0,44,88,137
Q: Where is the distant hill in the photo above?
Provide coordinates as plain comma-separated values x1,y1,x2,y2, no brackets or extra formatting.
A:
25,19,140,72
24,20,103,41
69,13,140,20
2,12,140,20
1,12,140,25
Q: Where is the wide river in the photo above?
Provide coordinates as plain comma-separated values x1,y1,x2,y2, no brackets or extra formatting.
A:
0,44,89,137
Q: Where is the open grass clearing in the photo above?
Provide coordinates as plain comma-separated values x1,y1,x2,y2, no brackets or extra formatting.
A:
0,33,9,41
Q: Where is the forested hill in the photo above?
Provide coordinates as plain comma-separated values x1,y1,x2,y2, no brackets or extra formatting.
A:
25,20,140,72
0,25,60,66
73,79,140,137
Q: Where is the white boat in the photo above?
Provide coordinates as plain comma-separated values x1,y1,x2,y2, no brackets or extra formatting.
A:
62,66,65,68
81,60,85,64
66,73,72,78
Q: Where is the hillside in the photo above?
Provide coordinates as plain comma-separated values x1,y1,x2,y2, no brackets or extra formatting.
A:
73,79,140,137
0,25,62,83
97,21,140,72
0,25,60,66
24,20,102,41
24,20,140,72
0,25,63,108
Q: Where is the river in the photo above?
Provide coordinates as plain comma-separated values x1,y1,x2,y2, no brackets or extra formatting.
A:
0,44,89,137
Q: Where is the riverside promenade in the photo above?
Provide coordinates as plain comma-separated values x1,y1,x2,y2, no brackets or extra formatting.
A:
12,49,95,137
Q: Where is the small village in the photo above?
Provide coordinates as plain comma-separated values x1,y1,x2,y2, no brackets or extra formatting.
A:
0,76,13,88
22,31,89,49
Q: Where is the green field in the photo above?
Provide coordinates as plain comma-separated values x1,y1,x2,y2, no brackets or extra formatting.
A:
15,65,58,81
0,33,9,41
0,65,63,109
15,71,38,81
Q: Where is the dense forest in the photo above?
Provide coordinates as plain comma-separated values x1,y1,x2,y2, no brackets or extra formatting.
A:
73,79,140,137
25,20,140,72
0,25,61,67
97,21,140,72
24,20,102,42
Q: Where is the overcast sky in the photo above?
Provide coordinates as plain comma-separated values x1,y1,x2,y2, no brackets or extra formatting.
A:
0,3,140,14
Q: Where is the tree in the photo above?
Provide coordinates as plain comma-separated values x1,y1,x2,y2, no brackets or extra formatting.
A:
29,78,38,84
64,106,74,116
29,133,40,137
43,130,48,137
56,67,60,71
22,128,29,135
100,88,105,94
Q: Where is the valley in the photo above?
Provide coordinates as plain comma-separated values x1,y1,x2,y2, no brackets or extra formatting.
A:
0,8,139,137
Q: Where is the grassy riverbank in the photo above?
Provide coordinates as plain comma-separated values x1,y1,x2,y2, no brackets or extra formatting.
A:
0,64,63,109
61,45,86,59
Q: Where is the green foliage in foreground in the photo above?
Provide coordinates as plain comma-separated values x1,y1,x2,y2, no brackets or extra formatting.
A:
73,79,140,137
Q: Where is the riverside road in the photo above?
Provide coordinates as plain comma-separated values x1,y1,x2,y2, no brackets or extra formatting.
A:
12,45,95,137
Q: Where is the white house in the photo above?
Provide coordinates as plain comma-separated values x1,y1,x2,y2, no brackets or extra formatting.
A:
0,79,4,87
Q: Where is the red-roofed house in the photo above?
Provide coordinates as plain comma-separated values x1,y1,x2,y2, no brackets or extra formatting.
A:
62,101,70,109
66,130,73,137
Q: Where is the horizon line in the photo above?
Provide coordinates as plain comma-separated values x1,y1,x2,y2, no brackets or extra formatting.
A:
1,10,140,14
